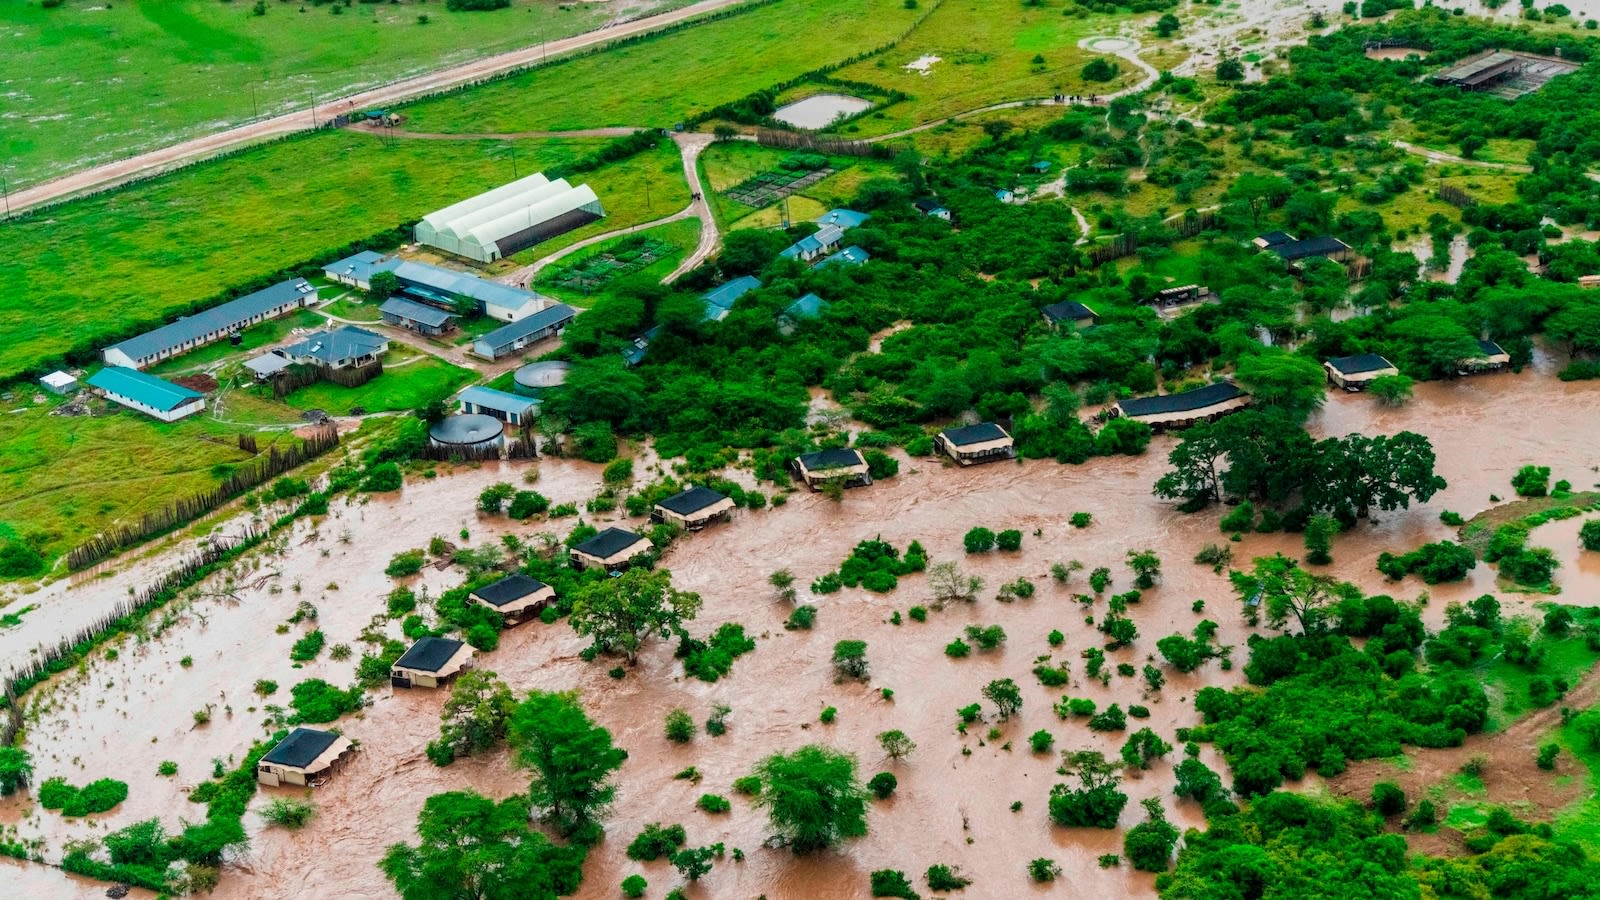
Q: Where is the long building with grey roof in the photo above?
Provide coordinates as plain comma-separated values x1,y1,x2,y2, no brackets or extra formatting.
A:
102,279,316,369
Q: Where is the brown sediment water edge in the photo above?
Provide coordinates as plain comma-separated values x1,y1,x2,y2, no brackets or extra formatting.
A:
3,349,1600,899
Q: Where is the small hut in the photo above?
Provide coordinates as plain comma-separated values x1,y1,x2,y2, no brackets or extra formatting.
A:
1041,301,1098,331
1324,353,1399,391
792,448,872,491
652,486,736,531
39,371,78,395
257,728,355,787
1459,339,1511,375
935,422,1016,466
470,573,555,625
390,636,475,689
570,527,652,571
1111,382,1251,433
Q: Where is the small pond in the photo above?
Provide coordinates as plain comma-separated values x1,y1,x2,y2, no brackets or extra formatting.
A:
772,93,871,129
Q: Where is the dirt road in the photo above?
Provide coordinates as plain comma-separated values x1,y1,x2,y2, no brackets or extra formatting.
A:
4,0,749,216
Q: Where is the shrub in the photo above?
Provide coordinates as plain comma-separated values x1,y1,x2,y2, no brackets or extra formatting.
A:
622,874,648,899
698,793,731,814
1070,512,1093,528
1537,743,1560,771
477,482,515,513
260,797,316,829
361,462,402,492
38,777,129,816
627,822,688,861
945,638,971,658
1089,704,1127,732
868,772,898,799
1371,781,1406,816
1048,629,1065,646
733,776,761,795
864,449,900,480
289,629,326,662
384,549,425,577
1376,541,1476,583
602,458,634,487
964,527,996,553
1219,501,1256,533
820,706,838,724
665,709,696,743
157,760,178,777
1581,520,1600,552
785,605,817,630
871,869,920,899
1406,799,1438,829
925,864,971,890
996,529,1023,551
507,490,550,519
0,747,33,796
1034,664,1070,687
1511,465,1551,498
1028,857,1062,882
833,640,869,679
1123,798,1180,872
1029,730,1055,753
965,624,1006,651
909,605,927,622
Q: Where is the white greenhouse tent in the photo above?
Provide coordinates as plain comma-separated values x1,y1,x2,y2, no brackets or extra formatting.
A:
415,173,605,263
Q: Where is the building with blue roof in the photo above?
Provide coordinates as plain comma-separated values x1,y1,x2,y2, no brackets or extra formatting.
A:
702,276,762,322
279,326,390,369
322,251,401,290
390,260,544,323
816,209,870,230
778,223,845,262
778,293,831,335
471,303,577,361
88,367,206,422
102,278,317,370
816,246,870,269
380,297,459,336
458,385,539,426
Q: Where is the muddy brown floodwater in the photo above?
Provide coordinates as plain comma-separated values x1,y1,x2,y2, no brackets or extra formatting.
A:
5,348,1600,899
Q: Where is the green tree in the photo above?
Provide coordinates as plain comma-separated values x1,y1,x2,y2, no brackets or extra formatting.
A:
983,678,1023,720
1120,728,1173,769
833,640,870,679
508,691,629,838
368,270,399,301
0,747,32,796
478,482,515,514
1082,57,1119,82
1581,520,1600,552
1127,549,1162,588
1153,423,1226,507
1368,374,1413,407
879,729,917,762
568,568,702,665
1226,173,1292,226
752,745,869,854
1311,432,1446,520
1511,465,1551,498
1216,55,1245,82
964,527,996,553
1048,751,1127,829
380,791,585,899
429,670,517,765
1123,798,1180,872
1231,553,1339,633
1235,353,1326,423
1303,514,1338,565
1155,12,1181,36
670,846,716,882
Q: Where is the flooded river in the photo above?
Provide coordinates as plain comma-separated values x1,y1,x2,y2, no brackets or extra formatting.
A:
4,348,1599,898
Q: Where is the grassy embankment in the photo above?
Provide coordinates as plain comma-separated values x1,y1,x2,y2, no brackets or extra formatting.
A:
0,0,680,188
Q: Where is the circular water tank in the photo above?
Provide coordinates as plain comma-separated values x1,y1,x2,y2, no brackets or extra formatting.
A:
428,414,505,448
513,360,571,394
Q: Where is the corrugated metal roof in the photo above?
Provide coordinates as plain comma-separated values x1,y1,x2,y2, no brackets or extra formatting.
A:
282,326,388,365
322,251,399,283
573,527,647,560
106,279,313,362
816,209,870,229
459,385,538,416
816,246,869,268
785,293,830,320
380,296,458,328
88,367,204,411
262,728,339,769
392,261,542,313
475,304,577,354
703,276,762,310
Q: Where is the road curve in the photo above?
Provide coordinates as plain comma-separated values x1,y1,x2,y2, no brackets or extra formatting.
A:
5,0,749,216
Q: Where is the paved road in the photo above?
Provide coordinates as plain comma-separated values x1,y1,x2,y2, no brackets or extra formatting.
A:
5,0,749,216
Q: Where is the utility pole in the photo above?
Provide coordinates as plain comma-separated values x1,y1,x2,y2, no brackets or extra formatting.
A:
249,83,259,120
310,89,318,128
1,171,9,221
510,144,518,179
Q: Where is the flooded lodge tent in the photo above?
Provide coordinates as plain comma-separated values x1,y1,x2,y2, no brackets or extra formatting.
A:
1461,339,1512,375
257,727,355,787
652,486,735,531
1325,353,1399,391
470,573,555,625
391,636,474,689
1111,382,1251,432
793,448,872,491
935,422,1016,466
571,527,653,571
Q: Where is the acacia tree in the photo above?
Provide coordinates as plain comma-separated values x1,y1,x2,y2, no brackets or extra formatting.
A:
752,745,869,854
1311,432,1446,520
1127,549,1162,588
380,791,586,900
983,678,1023,720
1230,554,1341,633
879,730,917,763
1048,750,1127,829
569,568,702,665
928,561,982,607
1235,352,1326,424
428,670,517,765
508,691,629,839
1153,423,1226,508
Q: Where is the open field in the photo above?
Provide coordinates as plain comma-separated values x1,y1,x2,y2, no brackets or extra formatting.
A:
280,351,475,416
832,0,1146,137
398,0,924,133
0,399,300,566
0,132,601,382
535,218,703,304
0,0,689,189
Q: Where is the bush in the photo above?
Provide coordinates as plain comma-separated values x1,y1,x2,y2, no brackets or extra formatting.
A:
832,640,869,679
1581,520,1600,552
925,864,971,890
996,529,1023,551
602,458,634,487
1376,541,1476,584
385,549,425,577
1088,704,1127,732
963,527,996,553
0,541,45,577
627,822,687,861
289,629,326,662
157,760,178,777
868,772,898,799
1219,501,1256,533
38,777,129,817
909,605,927,622
820,706,838,723
260,797,316,829
1537,743,1560,771
733,775,761,795
905,435,935,457
1371,781,1406,816
1028,857,1062,882
622,874,648,898
698,793,731,813
507,490,550,519
945,638,971,658
785,605,817,630
1029,730,1055,753
665,709,696,743
864,449,900,480
361,462,402,492
1070,512,1093,528
871,869,920,899
1511,465,1551,498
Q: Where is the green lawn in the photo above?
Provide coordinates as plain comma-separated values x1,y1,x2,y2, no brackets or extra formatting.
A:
1,132,602,382
147,309,325,377
832,0,1143,138
1480,634,1600,732
0,399,300,567
534,218,702,305
1,0,692,189
322,297,384,324
281,351,473,415
398,0,924,133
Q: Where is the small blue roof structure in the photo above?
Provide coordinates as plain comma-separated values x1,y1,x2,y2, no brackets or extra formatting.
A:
88,367,204,412
391,260,541,316
458,385,538,418
380,297,458,329
703,276,762,321
472,303,577,359
322,251,400,285
778,223,845,260
282,325,388,366
1030,160,1052,173
994,189,1015,203
785,293,831,320
816,209,870,230
816,246,869,269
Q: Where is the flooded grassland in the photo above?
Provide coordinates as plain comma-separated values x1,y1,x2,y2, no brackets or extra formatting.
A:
6,354,1600,899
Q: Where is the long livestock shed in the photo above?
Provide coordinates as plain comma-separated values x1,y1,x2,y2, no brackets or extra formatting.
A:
103,278,316,369
414,172,605,263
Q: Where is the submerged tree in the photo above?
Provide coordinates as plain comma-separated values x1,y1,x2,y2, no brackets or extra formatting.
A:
752,745,869,854
1231,554,1342,634
508,690,628,839
568,568,702,665
427,670,517,765
380,791,585,900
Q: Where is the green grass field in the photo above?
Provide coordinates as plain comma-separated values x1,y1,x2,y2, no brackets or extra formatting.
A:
280,350,474,416
399,0,923,133
833,0,1143,138
1,132,601,382
0,399,300,566
0,0,691,189
534,218,702,305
